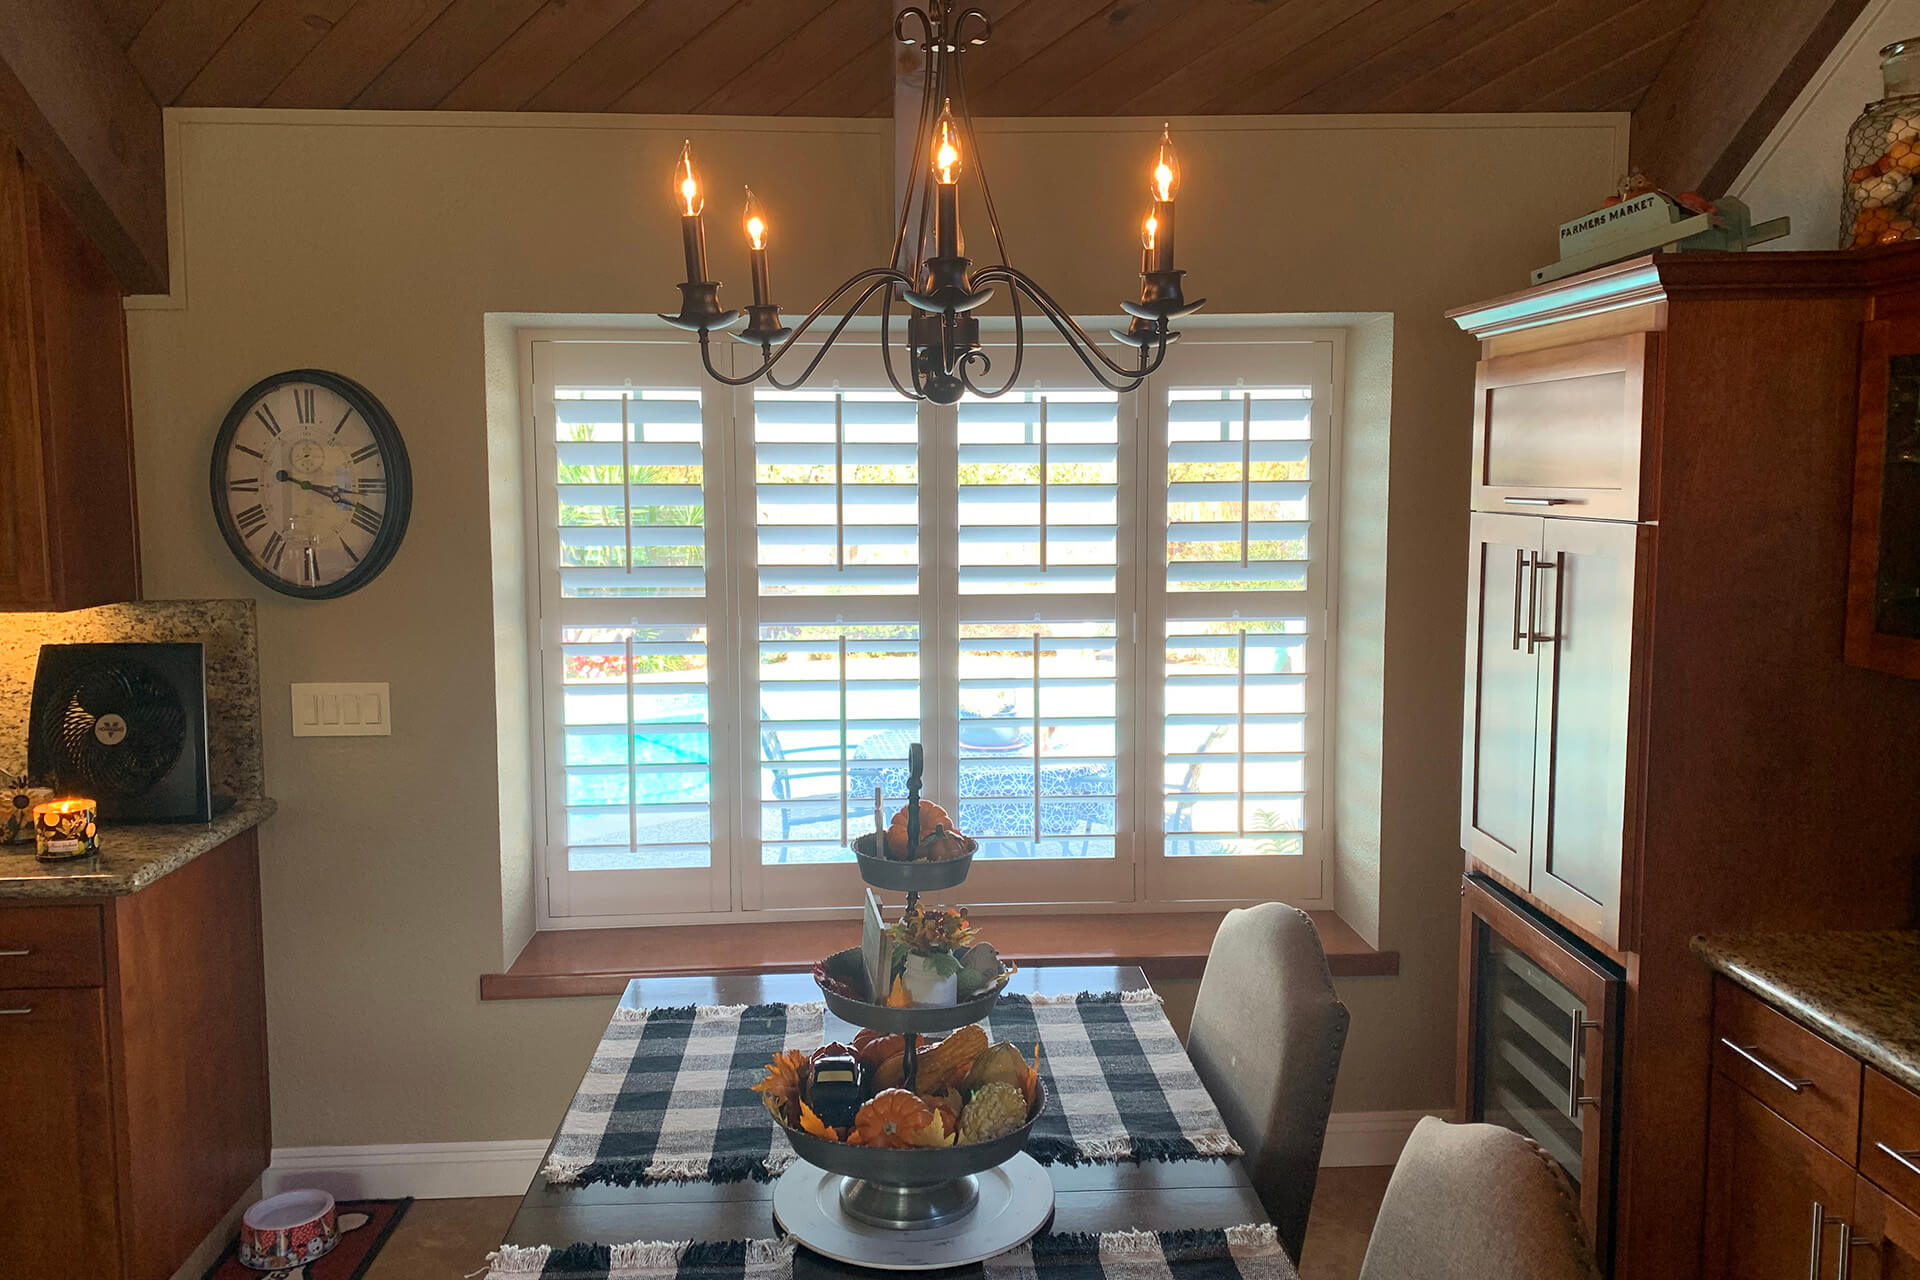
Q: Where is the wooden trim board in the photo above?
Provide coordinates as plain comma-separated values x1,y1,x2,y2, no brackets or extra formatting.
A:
481,909,1398,1000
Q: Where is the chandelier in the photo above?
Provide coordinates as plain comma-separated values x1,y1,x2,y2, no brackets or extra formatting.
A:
660,3,1204,406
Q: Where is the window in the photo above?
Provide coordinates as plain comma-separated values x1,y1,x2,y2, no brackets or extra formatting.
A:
527,330,1335,922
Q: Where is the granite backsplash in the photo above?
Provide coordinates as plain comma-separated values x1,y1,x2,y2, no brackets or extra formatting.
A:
0,600,264,800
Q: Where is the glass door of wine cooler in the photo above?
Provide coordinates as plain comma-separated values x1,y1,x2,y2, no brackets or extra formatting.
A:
1460,875,1622,1270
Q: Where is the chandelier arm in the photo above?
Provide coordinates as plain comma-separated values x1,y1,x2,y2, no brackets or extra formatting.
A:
955,288,1027,398
894,6,934,46
763,277,902,392
694,330,769,388
721,266,915,384
975,266,1166,386
948,34,1010,265
874,289,927,401
890,42,941,274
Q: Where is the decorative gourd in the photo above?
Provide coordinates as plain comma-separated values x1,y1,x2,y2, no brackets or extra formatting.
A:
885,800,952,858
915,1025,987,1094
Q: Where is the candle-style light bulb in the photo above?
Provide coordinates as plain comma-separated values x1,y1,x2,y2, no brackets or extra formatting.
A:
744,186,773,307
675,139,704,216
1147,124,1178,272
933,101,963,186
932,99,963,259
744,187,768,250
1150,124,1180,202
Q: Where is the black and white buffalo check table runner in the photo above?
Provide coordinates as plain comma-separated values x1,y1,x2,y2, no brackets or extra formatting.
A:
485,1225,1298,1280
540,990,1241,1189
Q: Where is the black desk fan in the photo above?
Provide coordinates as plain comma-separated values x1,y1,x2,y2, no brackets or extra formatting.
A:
28,643,211,823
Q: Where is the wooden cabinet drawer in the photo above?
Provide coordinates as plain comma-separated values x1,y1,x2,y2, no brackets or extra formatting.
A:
0,905,105,988
1470,332,1657,521
1713,978,1862,1159
1865,1068,1920,1210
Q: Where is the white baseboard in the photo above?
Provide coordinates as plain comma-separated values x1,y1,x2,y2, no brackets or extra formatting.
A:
266,1139,550,1200
266,1112,1439,1201
1319,1110,1442,1168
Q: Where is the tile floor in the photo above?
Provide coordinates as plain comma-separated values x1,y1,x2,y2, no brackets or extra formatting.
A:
360,1166,1395,1280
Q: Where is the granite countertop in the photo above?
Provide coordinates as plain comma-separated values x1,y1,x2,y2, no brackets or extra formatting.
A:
1693,930,1920,1094
0,797,276,899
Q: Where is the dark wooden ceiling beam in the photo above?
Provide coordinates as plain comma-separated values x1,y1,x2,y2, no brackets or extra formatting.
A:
0,0,167,292
1631,0,1873,194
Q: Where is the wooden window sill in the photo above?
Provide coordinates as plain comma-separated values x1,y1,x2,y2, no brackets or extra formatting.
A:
480,910,1399,1000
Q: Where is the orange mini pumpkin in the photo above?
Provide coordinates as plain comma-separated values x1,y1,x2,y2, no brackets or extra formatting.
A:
885,800,952,858
849,1088,934,1149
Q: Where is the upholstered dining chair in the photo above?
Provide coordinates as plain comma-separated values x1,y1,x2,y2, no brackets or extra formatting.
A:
1357,1117,1601,1280
1186,903,1350,1263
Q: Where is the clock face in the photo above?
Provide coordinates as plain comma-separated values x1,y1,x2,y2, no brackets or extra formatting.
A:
209,370,412,599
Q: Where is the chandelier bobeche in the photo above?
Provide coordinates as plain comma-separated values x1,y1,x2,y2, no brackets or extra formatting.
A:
661,3,1204,406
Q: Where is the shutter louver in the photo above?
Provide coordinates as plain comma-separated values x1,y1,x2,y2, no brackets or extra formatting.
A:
755,389,920,596
559,624,713,870
957,391,1119,595
554,388,705,598
1162,383,1316,862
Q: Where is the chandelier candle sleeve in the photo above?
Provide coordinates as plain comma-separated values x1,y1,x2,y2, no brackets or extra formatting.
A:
675,140,709,282
1141,211,1158,274
1150,125,1180,273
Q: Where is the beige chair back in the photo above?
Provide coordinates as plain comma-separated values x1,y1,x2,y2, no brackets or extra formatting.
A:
1358,1117,1600,1280
1187,903,1350,1263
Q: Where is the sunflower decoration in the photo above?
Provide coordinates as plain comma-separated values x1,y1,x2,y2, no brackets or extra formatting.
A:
0,771,51,845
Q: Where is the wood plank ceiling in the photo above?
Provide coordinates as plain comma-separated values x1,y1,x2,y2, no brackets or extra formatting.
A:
96,0,1710,119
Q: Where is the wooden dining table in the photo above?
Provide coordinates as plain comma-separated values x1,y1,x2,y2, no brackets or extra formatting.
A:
502,965,1273,1278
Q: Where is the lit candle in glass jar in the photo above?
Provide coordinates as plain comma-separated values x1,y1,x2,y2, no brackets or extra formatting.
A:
33,798,99,861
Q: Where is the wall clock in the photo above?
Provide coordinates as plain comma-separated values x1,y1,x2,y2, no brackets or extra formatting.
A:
209,369,412,599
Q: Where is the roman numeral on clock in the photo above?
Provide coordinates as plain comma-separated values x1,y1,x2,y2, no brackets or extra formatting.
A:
262,532,286,571
354,476,386,495
234,444,264,460
340,536,361,565
349,443,380,464
234,504,269,537
254,405,282,437
294,387,316,424
349,504,383,536
229,477,260,494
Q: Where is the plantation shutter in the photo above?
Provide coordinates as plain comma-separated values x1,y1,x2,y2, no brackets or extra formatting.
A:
1159,385,1320,867
752,387,925,869
954,389,1122,863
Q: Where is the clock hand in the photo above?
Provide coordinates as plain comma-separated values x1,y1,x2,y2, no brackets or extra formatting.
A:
275,470,357,508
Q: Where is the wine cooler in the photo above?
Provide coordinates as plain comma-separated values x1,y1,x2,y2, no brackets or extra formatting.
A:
1460,874,1624,1270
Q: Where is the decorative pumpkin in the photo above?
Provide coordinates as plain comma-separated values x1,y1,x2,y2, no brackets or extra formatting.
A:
918,822,975,862
915,1025,987,1094
852,1030,904,1067
885,800,952,858
849,1089,936,1149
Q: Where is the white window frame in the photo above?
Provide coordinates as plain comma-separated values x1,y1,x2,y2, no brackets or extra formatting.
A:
519,324,1340,928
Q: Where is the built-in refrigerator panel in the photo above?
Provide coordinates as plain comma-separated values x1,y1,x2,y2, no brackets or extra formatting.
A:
1460,874,1624,1272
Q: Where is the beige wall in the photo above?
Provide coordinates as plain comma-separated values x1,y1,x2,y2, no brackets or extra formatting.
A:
1733,0,1920,249
126,108,1622,1147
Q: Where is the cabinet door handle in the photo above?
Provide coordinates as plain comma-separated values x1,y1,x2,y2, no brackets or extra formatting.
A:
0,948,28,957
1840,1224,1876,1280
1876,1140,1920,1178
1720,1038,1813,1092
1511,548,1529,651
1504,496,1571,506
1566,1016,1601,1121
0,1006,31,1016
1809,1204,1853,1280
1529,552,1563,647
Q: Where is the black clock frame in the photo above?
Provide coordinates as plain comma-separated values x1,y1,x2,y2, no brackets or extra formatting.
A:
208,368,413,600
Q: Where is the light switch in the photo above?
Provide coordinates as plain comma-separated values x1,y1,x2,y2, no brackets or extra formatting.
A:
291,683,392,737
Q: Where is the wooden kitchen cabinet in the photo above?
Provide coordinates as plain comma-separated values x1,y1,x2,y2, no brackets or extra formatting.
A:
1704,979,1920,1280
0,832,268,1280
0,141,139,610
1460,510,1644,949
0,987,121,1279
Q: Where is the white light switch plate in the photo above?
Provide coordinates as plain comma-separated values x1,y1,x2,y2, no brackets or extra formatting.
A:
291,683,391,737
